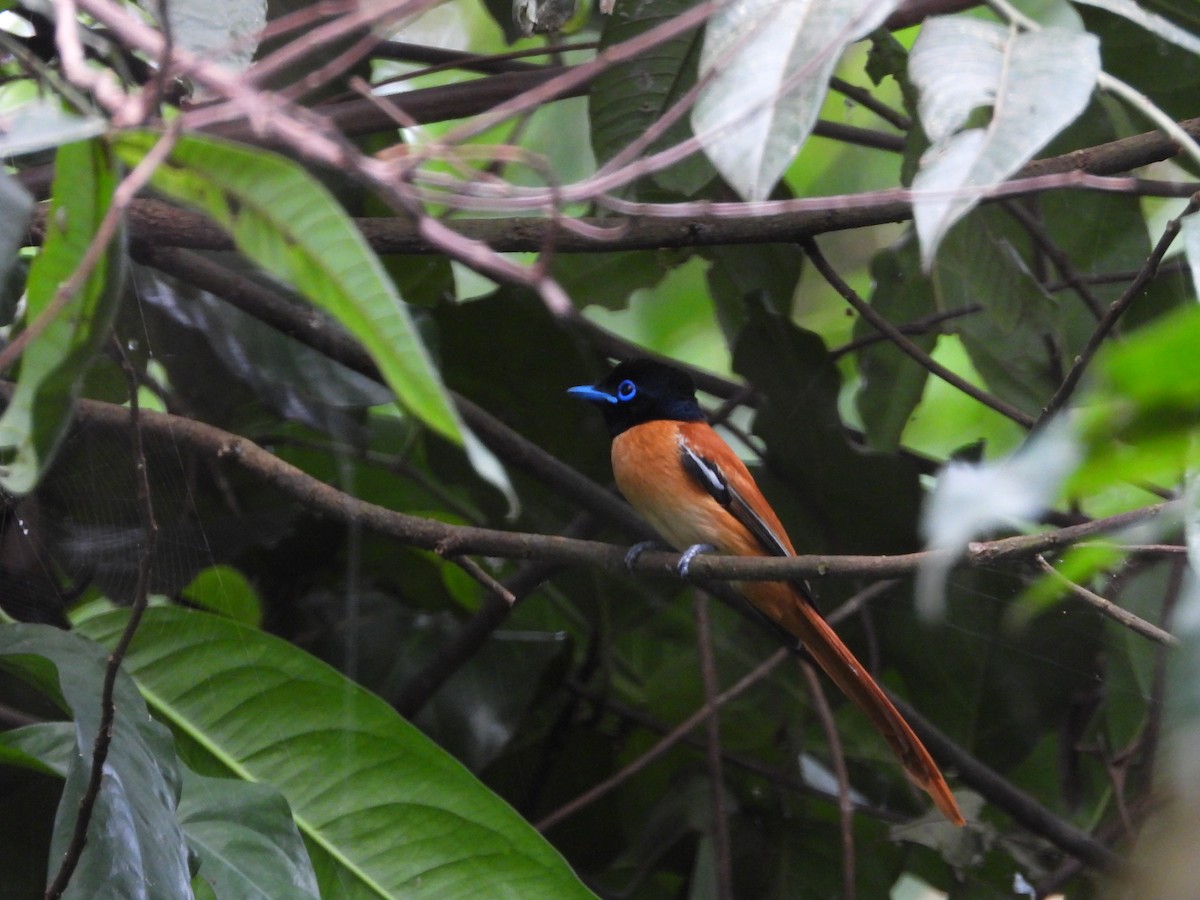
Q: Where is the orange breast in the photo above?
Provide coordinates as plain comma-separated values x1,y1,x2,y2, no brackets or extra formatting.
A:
611,421,780,558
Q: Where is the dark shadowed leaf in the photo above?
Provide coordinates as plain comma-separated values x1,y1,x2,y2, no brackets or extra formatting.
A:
0,625,192,899
855,235,936,450
0,721,322,900
933,209,1061,416
704,243,801,341
734,304,923,555
0,173,32,302
589,0,716,197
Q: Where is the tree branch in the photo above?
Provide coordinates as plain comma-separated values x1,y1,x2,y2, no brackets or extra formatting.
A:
1036,191,1200,426
803,237,1038,429
45,344,158,899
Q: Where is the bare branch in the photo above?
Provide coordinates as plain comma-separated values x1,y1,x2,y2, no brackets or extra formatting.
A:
803,237,1038,429
1037,190,1200,426
695,594,734,900
45,343,158,900
801,659,856,900
1034,555,1178,646
535,648,791,832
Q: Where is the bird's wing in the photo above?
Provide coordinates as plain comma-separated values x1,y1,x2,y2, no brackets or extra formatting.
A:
677,432,793,558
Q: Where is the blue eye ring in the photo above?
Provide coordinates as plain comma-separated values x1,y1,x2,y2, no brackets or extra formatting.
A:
617,379,637,401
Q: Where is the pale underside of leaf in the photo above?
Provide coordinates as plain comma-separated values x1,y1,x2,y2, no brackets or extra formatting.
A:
909,18,1099,266
692,0,899,201
1073,0,1200,55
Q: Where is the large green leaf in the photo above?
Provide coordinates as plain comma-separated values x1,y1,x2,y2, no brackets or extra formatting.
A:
0,139,124,494
76,607,595,900
0,625,192,899
111,132,455,447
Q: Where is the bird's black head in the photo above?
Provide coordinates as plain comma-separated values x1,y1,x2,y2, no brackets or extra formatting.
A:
568,358,705,437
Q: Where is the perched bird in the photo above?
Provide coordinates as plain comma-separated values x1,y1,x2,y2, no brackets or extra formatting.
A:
569,358,965,825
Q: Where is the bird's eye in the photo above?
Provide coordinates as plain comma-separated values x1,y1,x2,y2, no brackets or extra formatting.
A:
617,379,637,401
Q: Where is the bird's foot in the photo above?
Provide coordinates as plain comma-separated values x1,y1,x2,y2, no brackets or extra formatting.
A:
678,543,716,580
624,540,661,571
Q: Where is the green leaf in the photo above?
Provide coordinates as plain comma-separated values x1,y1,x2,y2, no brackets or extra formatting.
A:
692,0,899,200
0,721,73,777
734,304,924,555
179,769,320,899
909,17,1099,264
855,236,936,450
589,0,715,197
1,722,321,900
0,624,192,899
112,131,516,510
182,565,263,627
552,251,678,312
75,607,596,900
110,132,454,445
932,208,1061,416
704,243,801,342
0,139,124,494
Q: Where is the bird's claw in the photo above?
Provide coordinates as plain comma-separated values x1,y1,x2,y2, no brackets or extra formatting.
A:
678,543,716,580
624,540,660,571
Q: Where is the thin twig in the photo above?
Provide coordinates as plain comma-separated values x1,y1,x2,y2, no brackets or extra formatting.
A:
0,123,181,377
828,304,982,360
536,649,790,832
1002,201,1105,321
45,343,158,899
694,594,734,900
1036,191,1200,426
803,237,1037,429
1034,555,1178,646
800,660,856,900
443,554,517,606
830,76,911,131
563,679,908,821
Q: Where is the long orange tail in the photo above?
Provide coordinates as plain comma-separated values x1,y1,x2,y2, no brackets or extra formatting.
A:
745,580,965,826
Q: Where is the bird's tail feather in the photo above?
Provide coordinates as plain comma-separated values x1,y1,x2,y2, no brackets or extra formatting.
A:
749,581,965,826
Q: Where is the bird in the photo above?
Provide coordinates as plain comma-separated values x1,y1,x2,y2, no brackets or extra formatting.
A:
569,357,965,826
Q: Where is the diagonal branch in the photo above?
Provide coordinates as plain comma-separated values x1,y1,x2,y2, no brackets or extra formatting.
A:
803,237,1038,429
1036,191,1200,427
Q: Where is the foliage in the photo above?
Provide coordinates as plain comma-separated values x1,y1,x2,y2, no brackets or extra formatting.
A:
0,0,1198,897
